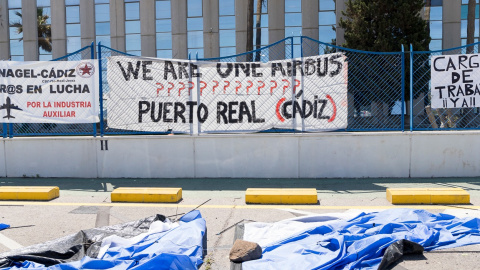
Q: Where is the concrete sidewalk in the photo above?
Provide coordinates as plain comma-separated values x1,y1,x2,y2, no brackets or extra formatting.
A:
0,177,480,269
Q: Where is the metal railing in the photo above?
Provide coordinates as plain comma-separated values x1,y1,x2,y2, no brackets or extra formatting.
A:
197,37,298,133
301,37,406,131
5,37,480,137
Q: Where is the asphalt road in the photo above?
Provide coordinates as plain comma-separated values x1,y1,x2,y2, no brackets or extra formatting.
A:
1,177,480,269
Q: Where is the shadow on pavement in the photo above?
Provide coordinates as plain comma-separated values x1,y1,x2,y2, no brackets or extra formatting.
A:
0,177,480,193
387,254,427,270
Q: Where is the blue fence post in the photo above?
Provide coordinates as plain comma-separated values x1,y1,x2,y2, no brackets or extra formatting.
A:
290,37,296,132
300,36,305,132
98,42,104,137
409,44,414,132
401,44,405,132
3,123,7,138
291,36,295,59
300,36,304,58
91,42,97,136
8,123,12,138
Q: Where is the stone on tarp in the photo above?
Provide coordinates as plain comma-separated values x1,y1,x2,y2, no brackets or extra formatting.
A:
229,239,262,263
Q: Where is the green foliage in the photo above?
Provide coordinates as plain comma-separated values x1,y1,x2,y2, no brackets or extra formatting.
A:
9,7,52,53
339,0,431,105
339,0,430,51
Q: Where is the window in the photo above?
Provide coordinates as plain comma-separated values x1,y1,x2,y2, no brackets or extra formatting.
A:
95,0,111,48
8,0,23,60
253,0,268,50
66,0,81,54
318,0,336,53
285,0,301,57
187,0,203,58
219,0,235,57
429,3,443,51
125,0,141,55
156,0,172,58
37,0,52,60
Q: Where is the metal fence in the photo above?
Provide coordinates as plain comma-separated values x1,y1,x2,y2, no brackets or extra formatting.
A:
99,38,298,135
301,37,405,131
6,37,480,137
198,38,298,133
411,43,480,130
97,44,164,136
200,37,294,63
7,43,97,137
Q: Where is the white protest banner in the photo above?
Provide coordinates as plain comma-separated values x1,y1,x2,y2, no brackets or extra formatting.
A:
106,54,347,133
431,54,480,109
0,60,99,123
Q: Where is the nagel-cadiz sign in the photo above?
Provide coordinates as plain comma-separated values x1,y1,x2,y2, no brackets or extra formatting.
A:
0,60,99,123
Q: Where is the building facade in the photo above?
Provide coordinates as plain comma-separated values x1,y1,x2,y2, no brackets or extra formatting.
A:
0,0,475,61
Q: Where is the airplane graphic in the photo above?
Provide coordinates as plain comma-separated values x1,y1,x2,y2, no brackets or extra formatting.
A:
0,97,22,119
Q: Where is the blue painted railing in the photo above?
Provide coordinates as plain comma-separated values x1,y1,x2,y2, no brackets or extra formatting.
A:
4,36,480,137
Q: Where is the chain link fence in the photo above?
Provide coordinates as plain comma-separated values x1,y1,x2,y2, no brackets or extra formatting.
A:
98,37,442,135
8,44,97,137
99,45,193,135
197,38,300,133
200,37,294,63
100,38,299,135
411,43,480,130
8,37,480,137
98,45,174,135
302,37,405,131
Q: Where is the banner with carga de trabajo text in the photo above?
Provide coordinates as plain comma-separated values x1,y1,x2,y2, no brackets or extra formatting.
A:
106,54,348,133
431,54,480,109
0,60,99,123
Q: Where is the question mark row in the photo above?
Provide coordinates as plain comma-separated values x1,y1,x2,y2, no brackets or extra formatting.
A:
155,79,301,96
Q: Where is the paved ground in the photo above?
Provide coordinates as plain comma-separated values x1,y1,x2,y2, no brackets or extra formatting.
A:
1,177,480,269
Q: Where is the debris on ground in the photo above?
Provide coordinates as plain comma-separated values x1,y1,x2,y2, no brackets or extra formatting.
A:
239,208,480,269
0,211,206,270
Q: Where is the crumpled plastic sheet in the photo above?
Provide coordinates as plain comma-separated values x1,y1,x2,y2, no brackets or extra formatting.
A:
0,210,205,270
377,239,424,270
0,224,9,231
242,208,480,270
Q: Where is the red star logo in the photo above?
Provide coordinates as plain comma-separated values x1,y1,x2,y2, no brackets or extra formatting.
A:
79,64,92,75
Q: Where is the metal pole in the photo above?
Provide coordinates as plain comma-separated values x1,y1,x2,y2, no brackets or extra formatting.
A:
300,37,305,132
300,36,303,59
401,44,405,132
410,44,414,132
91,42,97,136
98,42,104,137
291,37,296,132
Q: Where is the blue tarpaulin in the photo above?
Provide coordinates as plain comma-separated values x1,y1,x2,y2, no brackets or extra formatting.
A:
243,208,480,270
1,210,205,270
0,224,8,231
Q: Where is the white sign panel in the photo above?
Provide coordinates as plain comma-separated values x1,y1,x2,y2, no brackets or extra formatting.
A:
431,54,480,109
106,54,348,133
0,60,99,123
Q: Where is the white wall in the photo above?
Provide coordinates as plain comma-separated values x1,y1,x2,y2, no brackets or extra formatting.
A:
194,136,299,178
96,136,195,178
298,133,411,178
0,131,478,178
410,132,480,178
4,137,96,178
